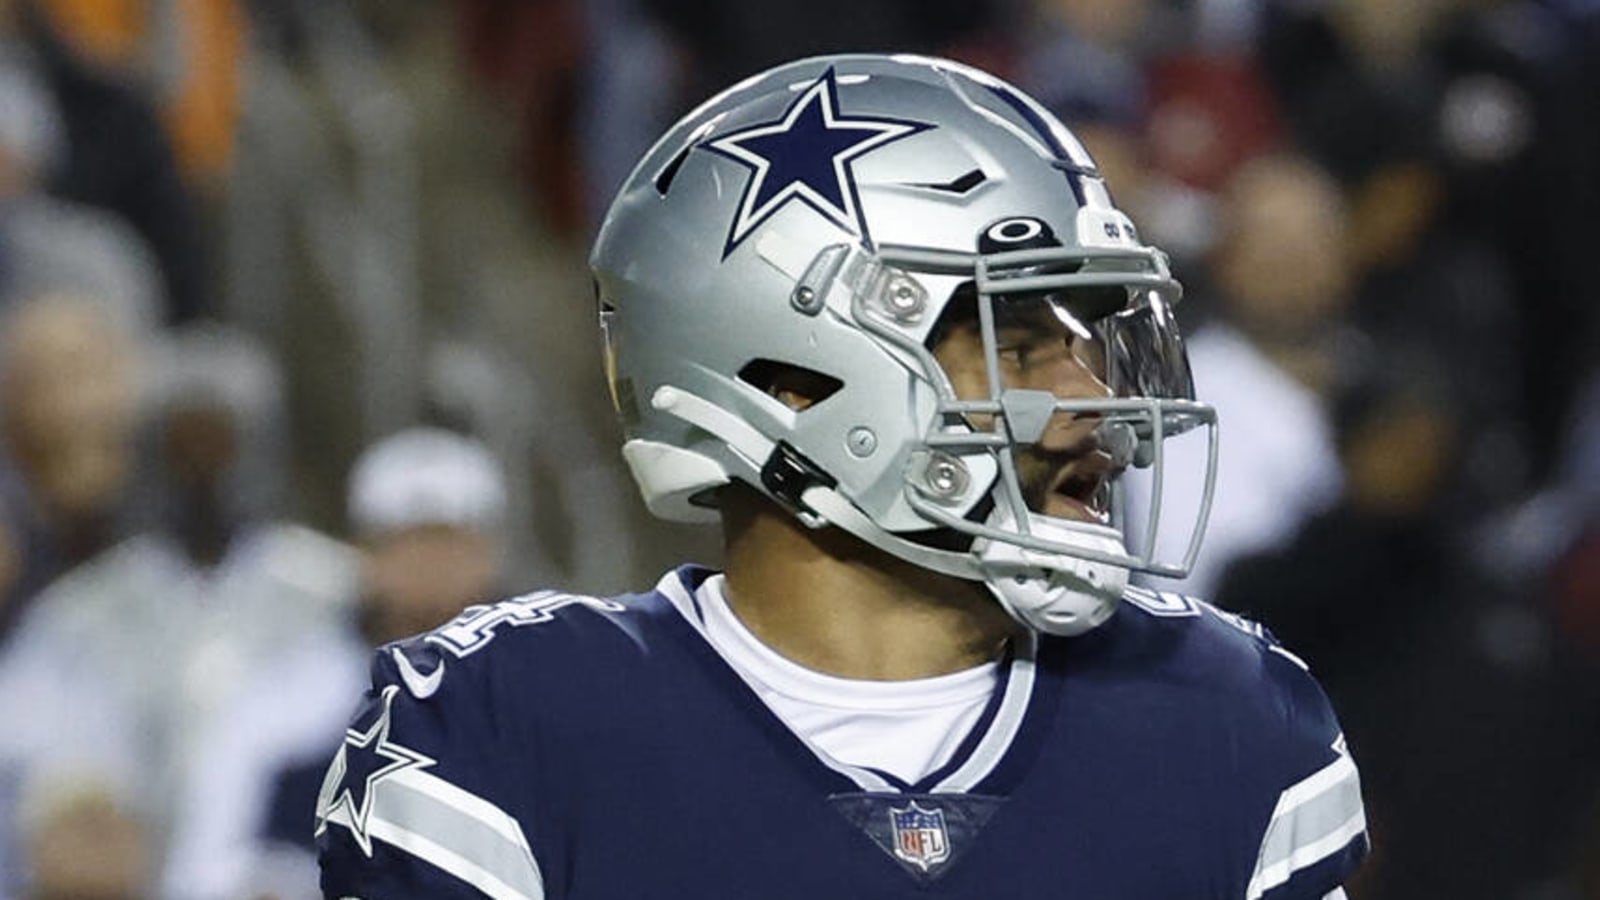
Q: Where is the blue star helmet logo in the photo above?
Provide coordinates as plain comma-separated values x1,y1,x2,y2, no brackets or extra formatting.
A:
703,67,933,258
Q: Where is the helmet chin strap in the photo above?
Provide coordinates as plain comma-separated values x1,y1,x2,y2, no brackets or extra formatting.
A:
973,510,1129,636
653,385,1130,635
819,487,1131,637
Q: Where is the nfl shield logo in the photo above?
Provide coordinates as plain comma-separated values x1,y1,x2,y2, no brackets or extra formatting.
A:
889,802,951,871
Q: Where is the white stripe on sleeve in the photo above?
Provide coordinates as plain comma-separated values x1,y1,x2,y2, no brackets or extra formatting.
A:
1246,753,1366,900
324,767,545,900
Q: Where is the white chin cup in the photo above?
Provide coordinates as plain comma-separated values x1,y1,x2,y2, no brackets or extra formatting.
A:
974,512,1129,636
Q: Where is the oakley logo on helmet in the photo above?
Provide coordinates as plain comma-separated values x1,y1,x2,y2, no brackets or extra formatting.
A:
985,218,1045,245
979,216,1059,254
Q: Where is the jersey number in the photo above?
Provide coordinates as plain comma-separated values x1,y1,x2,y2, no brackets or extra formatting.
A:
426,592,624,657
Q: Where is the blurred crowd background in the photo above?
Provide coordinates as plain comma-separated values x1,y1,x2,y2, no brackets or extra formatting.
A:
0,0,1593,897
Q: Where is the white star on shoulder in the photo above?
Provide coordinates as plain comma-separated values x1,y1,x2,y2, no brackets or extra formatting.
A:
316,684,436,856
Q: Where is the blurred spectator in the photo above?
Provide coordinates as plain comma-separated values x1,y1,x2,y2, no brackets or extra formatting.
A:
574,0,682,228
0,633,143,898
161,426,509,900
1550,369,1600,655
1013,0,1156,129
1256,0,1600,482
0,17,164,327
0,291,145,643
640,0,1001,105
21,785,148,900
1143,52,1279,198
1546,366,1600,897
142,321,291,566
1217,364,1592,898
1131,151,1353,598
456,0,591,235
0,322,356,894
1255,0,1534,520
32,0,246,191
343,426,507,641
9,0,211,323
0,294,146,897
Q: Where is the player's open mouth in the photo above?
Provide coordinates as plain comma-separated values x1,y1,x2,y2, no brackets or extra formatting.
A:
1045,457,1113,524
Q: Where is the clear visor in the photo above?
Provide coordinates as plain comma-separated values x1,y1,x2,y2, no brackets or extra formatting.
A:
928,285,1200,426
852,242,1219,578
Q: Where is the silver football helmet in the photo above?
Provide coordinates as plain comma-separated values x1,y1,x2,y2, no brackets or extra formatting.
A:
591,54,1217,635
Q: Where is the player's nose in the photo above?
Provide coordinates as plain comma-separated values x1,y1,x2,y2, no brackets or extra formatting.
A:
1036,353,1112,449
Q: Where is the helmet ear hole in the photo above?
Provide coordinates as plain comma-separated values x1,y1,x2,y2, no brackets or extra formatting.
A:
736,360,843,412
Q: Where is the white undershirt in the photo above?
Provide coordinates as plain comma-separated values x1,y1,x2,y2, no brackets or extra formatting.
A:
694,574,998,785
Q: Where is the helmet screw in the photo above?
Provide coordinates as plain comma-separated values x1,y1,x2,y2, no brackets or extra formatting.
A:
846,427,877,458
922,453,969,499
791,285,822,314
883,275,926,321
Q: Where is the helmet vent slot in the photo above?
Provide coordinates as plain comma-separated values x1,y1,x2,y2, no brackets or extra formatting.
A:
653,143,694,196
910,168,988,195
737,360,843,411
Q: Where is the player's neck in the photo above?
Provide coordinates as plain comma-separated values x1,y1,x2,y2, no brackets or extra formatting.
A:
718,487,1021,681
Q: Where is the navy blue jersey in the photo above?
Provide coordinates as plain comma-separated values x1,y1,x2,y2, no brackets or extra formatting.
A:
316,566,1366,899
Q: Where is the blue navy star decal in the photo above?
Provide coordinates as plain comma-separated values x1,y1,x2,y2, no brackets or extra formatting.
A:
703,67,932,257
319,685,434,856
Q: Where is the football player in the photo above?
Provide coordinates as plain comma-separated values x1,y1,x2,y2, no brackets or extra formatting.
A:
318,54,1367,899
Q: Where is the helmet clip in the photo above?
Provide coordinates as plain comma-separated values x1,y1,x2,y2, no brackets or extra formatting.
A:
760,440,838,525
